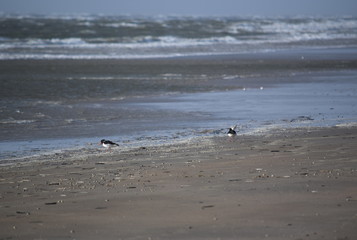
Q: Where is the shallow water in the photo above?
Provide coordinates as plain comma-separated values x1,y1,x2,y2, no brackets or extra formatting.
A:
1,70,356,162
133,73,357,130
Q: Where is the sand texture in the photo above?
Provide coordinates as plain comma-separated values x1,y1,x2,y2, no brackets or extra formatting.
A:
0,126,356,240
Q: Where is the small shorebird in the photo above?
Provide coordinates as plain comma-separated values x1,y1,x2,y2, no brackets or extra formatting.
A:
99,139,119,150
227,125,237,137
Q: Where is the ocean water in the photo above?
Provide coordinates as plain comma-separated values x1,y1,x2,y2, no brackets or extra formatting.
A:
1,14,357,163
1,14,357,59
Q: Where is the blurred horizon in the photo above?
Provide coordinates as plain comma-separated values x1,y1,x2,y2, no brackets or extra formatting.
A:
1,0,356,17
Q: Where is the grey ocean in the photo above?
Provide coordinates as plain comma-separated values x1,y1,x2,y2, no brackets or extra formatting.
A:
1,14,357,162
1,15,357,59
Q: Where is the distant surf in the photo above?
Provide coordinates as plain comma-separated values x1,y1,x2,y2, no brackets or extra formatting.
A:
1,14,357,59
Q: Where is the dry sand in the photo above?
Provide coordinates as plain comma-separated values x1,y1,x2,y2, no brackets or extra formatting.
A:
0,126,356,240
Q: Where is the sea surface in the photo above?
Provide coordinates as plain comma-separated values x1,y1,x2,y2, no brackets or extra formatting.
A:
1,14,357,59
1,14,357,163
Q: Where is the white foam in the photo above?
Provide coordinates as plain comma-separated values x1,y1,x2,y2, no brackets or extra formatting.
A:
0,119,36,124
1,15,357,60
335,122,357,127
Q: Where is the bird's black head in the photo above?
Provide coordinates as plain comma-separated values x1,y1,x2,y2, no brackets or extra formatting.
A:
228,128,236,134
100,139,106,144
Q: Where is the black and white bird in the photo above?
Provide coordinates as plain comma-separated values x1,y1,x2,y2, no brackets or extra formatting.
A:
99,139,119,150
227,125,237,137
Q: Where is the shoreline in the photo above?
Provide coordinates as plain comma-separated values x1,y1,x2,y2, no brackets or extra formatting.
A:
1,16,357,238
1,45,357,162
0,126,356,239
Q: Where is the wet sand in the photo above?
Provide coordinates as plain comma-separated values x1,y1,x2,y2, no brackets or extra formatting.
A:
0,126,356,240
1,47,357,160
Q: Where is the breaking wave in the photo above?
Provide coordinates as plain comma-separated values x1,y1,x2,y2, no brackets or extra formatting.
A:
0,14,356,59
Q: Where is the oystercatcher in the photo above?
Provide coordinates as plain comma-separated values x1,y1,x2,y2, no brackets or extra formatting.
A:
99,139,119,150
227,125,237,137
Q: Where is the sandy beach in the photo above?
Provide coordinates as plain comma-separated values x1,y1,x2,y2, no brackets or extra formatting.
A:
1,14,357,240
0,126,356,240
